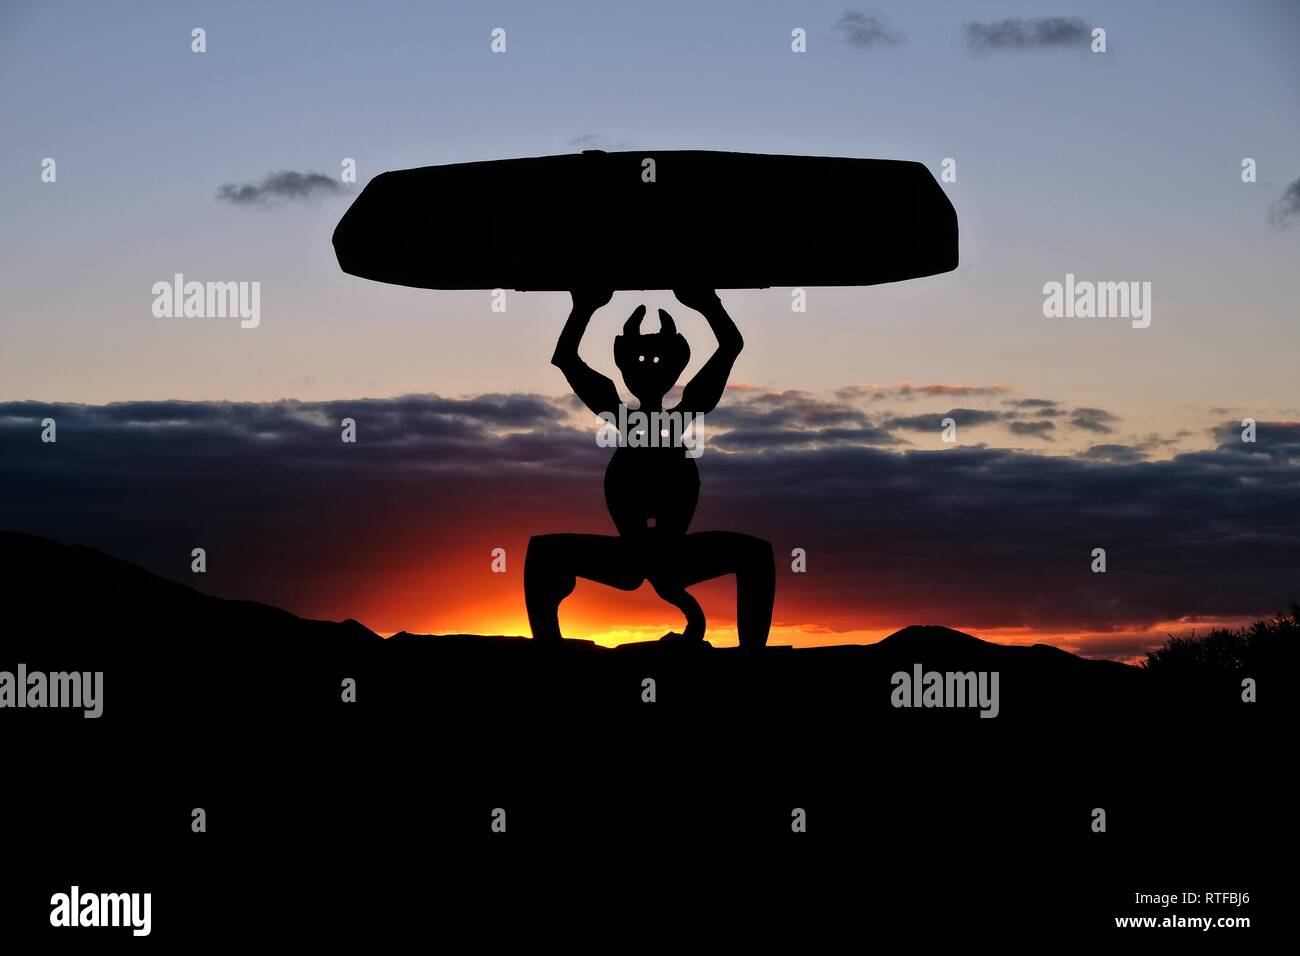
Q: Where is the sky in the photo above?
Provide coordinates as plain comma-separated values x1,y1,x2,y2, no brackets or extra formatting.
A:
1,1,1298,659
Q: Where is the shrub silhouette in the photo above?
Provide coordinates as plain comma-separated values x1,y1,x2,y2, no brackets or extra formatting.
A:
1142,602,1299,681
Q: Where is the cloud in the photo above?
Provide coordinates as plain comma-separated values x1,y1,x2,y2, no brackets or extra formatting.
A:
1209,419,1300,460
1008,420,1056,440
882,408,1005,432
566,134,634,151
712,425,899,450
2,395,1297,655
707,389,903,448
1132,432,1188,454
1068,407,1118,433
1078,444,1144,464
216,170,349,207
1004,398,1070,420
962,17,1091,53
837,382,1010,402
834,10,904,49
1055,630,1173,661
1268,178,1300,228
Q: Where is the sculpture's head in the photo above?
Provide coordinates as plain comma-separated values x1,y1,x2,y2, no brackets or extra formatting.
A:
614,305,690,405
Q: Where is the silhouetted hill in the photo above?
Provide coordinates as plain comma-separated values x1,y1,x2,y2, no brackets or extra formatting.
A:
2,530,381,646
2,530,1267,731
3,531,1287,940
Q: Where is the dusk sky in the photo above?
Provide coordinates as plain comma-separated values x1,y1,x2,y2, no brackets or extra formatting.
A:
2,1,1298,659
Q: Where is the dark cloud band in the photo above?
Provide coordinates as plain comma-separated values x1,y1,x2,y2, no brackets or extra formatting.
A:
834,10,904,49
216,170,348,206
962,17,1091,52
2,394,1296,659
1269,178,1300,228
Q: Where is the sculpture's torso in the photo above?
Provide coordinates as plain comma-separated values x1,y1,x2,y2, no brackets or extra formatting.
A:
604,443,699,539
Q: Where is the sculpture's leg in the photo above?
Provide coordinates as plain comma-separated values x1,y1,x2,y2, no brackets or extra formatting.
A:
524,533,644,642
667,531,776,648
648,576,707,642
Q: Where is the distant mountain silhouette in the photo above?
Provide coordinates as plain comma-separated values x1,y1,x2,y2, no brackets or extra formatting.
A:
2,530,1268,727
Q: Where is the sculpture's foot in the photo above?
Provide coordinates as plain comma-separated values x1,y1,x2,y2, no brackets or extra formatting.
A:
658,630,709,646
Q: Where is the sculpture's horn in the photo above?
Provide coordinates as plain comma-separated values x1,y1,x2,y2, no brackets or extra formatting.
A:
623,304,647,336
657,309,677,336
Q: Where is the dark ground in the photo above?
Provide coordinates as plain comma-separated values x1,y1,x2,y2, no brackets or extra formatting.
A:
0,532,1287,945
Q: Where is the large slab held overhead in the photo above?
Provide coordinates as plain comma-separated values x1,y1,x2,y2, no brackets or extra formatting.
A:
333,149,959,291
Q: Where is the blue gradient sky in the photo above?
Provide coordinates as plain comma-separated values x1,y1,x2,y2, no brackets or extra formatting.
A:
2,1,1298,453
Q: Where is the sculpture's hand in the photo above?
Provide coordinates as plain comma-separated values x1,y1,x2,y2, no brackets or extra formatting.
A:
672,288,721,314
570,289,614,315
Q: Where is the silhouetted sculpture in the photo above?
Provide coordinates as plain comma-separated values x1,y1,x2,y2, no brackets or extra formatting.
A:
331,149,959,649
525,289,775,647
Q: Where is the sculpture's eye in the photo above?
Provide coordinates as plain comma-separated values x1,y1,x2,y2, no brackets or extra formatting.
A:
652,356,660,364
638,355,645,362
